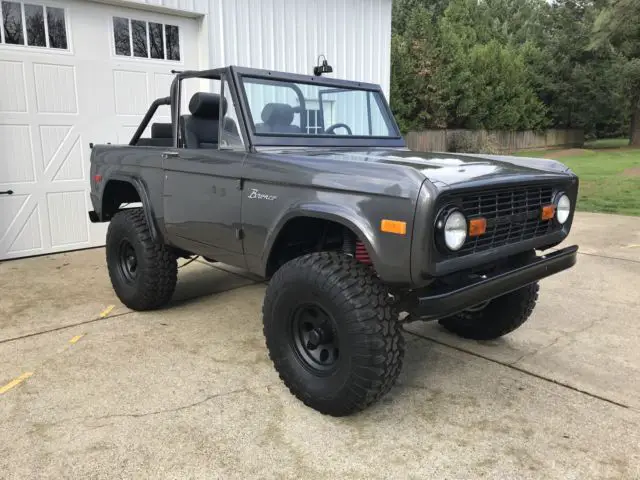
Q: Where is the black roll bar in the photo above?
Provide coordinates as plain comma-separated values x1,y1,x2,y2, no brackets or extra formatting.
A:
129,96,171,146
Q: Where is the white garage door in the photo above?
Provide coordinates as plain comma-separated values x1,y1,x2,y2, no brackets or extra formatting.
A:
0,0,200,260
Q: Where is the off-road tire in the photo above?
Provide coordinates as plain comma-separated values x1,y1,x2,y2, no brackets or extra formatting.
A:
262,252,405,416
438,282,539,340
106,208,177,311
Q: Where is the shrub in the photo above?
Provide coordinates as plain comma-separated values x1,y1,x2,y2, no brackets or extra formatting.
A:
447,131,501,154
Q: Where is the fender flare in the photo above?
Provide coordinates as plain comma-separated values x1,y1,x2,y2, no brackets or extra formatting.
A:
261,202,380,275
101,174,163,243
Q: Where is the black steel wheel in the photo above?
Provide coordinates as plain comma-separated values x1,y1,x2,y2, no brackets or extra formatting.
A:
117,239,138,283
106,208,177,311
263,252,405,416
291,304,340,374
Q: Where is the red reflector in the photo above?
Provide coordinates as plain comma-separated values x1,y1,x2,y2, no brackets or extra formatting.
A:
93,174,102,183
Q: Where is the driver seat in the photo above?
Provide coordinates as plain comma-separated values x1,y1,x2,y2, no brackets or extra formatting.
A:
255,103,301,134
181,92,239,148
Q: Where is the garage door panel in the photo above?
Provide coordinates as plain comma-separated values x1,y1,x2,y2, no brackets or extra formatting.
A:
6,202,42,255
40,124,73,171
0,194,29,243
154,72,173,92
46,190,88,247
154,72,173,117
51,136,84,182
0,125,36,184
33,63,78,114
114,69,149,115
0,60,27,113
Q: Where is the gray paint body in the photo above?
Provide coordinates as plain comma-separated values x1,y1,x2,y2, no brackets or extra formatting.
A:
90,145,577,288
89,67,578,288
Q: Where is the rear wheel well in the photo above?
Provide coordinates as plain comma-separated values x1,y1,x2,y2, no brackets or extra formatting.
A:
102,180,142,220
266,217,361,277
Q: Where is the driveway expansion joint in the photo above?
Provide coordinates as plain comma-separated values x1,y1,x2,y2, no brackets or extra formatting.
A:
405,329,633,411
508,315,605,366
578,251,640,265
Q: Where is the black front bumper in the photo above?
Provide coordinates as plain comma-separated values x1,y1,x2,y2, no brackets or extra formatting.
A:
408,245,578,321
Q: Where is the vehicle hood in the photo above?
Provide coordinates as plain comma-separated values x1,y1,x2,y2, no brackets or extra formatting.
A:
265,147,573,188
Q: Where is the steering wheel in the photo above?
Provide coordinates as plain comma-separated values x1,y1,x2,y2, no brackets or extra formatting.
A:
325,123,353,135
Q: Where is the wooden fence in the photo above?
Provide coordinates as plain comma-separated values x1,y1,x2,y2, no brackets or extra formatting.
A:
405,129,584,153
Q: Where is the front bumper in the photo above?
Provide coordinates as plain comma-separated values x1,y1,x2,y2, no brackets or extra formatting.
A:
408,245,578,321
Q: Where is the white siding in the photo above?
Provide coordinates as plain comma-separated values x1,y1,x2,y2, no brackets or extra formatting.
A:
116,0,393,96
213,0,392,96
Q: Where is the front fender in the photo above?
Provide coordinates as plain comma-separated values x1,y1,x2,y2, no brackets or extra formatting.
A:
262,199,415,286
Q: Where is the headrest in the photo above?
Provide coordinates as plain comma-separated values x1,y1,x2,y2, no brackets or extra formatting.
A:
189,92,227,118
151,122,172,138
261,103,295,126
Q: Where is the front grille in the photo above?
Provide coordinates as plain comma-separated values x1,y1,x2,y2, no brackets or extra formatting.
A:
450,184,561,256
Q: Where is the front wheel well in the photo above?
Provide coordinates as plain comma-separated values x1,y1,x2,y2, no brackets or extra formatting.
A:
101,180,142,220
265,217,364,278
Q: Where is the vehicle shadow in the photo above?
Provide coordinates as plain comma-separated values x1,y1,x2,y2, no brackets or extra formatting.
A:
169,260,263,307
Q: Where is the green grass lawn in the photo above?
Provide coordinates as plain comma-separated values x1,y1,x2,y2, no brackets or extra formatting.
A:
515,144,640,216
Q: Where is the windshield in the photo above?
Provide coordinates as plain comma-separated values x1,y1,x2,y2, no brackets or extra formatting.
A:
240,76,400,138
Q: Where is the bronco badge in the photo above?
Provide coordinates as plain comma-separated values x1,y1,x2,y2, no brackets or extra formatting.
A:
248,188,277,201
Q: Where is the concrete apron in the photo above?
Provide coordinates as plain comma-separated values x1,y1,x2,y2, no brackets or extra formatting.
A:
0,211,639,478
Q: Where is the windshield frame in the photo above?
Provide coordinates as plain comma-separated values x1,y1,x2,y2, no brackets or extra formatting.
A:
230,66,405,148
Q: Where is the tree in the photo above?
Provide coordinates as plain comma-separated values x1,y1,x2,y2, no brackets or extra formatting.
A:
592,0,640,144
389,0,633,139
455,41,548,130
435,0,547,130
390,3,448,132
592,0,640,147
531,0,628,138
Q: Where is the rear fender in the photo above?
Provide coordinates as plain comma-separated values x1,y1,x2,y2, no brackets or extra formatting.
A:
102,175,163,244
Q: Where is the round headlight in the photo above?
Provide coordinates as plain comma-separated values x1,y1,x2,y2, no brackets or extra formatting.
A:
444,210,467,251
556,194,571,224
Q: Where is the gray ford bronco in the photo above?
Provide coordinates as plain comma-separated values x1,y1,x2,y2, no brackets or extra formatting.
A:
88,66,578,416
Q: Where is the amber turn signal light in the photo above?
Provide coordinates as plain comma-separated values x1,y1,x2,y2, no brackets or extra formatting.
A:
380,219,407,235
541,204,556,221
468,217,487,237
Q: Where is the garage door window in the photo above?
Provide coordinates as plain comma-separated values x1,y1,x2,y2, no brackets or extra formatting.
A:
0,1,67,49
112,16,180,61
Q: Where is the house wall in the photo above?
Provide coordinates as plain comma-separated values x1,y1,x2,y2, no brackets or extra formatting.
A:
116,0,394,96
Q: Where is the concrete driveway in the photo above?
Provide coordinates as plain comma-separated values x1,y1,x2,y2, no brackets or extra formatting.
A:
1,212,639,479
